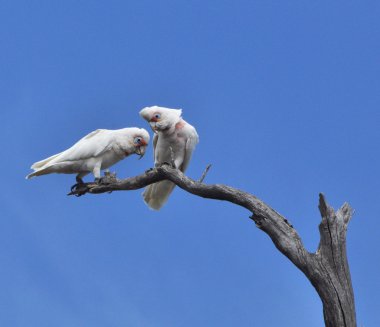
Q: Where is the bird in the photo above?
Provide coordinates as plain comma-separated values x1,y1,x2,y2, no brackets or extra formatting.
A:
139,106,199,210
26,127,150,185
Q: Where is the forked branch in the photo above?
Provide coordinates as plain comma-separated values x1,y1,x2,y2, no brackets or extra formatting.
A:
68,165,356,327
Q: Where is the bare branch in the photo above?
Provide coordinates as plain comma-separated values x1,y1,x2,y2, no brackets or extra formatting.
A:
69,165,309,268
68,166,356,326
198,164,212,183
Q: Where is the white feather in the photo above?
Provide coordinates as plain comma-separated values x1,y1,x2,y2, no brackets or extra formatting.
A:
140,106,199,210
26,127,150,181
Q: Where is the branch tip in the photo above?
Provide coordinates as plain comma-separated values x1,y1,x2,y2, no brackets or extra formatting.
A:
337,202,354,224
318,193,329,218
198,164,212,183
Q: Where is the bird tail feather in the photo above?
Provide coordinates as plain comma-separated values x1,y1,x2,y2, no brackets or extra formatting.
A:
25,166,54,179
27,153,62,179
142,181,176,210
31,153,60,170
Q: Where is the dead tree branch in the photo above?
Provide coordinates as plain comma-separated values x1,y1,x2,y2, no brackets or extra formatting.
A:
68,165,356,327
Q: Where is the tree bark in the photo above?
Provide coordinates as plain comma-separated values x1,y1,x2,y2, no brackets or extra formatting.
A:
69,165,356,327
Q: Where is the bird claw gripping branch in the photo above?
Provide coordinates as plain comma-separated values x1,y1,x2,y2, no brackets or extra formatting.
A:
68,172,118,197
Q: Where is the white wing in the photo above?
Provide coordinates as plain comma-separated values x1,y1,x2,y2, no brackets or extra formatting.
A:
180,126,199,172
152,133,159,165
38,129,115,168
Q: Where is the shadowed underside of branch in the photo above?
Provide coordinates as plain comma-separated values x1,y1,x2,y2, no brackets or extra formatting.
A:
69,165,356,327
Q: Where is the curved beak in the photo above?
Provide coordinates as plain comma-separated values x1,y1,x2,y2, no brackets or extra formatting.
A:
149,122,157,133
135,145,147,159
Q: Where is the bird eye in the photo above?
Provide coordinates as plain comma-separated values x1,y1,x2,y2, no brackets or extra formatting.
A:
154,113,161,119
134,137,142,144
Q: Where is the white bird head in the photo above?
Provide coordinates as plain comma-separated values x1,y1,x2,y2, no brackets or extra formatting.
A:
127,128,150,159
139,106,182,133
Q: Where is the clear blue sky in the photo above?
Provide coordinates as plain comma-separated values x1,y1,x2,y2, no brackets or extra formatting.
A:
1,1,379,326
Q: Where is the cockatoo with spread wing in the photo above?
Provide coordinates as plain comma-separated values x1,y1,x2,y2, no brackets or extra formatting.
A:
26,127,150,184
139,106,199,210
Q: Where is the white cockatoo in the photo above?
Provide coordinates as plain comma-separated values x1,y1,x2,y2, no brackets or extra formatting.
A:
139,106,199,210
26,127,150,184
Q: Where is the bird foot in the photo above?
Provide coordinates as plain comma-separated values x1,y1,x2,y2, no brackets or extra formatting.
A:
68,172,118,196
70,181,88,197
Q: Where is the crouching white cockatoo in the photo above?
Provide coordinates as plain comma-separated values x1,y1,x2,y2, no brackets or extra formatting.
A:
139,106,199,210
26,127,150,185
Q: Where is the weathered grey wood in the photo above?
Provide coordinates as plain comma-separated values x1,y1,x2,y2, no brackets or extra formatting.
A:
310,194,356,327
69,166,356,327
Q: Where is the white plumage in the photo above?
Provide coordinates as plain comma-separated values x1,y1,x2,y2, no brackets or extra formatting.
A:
140,106,199,210
26,127,150,183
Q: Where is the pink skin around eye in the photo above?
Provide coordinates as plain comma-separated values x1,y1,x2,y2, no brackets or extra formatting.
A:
150,114,160,122
134,137,147,146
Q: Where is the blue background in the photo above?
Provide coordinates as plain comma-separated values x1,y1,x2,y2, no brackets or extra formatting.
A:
1,1,379,326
